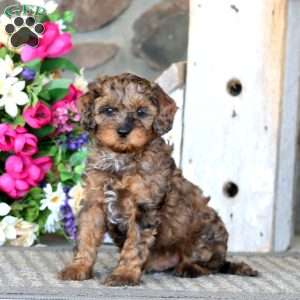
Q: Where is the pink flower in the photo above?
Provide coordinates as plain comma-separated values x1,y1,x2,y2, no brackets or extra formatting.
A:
5,155,29,179
21,21,73,62
0,124,16,152
14,127,38,156
52,85,82,134
0,173,29,199
0,155,52,199
33,156,53,179
23,101,52,129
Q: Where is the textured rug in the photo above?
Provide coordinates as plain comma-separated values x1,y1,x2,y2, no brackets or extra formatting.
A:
0,245,300,299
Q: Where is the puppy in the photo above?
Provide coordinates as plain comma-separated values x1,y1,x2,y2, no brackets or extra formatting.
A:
59,73,257,286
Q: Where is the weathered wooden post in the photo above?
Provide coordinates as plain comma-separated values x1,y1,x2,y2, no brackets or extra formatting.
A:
183,0,300,251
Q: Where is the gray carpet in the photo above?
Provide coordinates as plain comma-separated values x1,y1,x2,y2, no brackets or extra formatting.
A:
0,245,300,299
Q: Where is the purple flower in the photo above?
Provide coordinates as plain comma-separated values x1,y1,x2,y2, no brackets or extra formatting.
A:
66,132,89,151
60,198,77,240
21,68,36,81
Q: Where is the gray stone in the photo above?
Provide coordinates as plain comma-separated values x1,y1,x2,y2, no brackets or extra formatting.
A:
155,61,186,94
58,0,132,32
132,0,189,70
0,0,17,15
66,42,119,69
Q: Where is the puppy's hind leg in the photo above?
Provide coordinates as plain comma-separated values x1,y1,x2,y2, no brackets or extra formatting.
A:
175,260,215,278
175,207,229,278
220,260,258,277
58,201,106,281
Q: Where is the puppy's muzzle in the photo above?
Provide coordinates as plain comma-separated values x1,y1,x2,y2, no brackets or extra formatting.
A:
117,117,134,138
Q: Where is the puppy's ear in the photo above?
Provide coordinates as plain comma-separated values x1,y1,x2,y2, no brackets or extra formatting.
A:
77,92,96,131
152,83,177,135
77,77,107,131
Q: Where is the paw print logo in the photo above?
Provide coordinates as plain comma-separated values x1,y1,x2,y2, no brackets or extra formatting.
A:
5,16,44,48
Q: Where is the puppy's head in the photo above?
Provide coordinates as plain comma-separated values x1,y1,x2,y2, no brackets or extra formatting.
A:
78,73,177,153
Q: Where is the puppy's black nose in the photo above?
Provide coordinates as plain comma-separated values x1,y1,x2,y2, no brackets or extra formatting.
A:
117,122,133,138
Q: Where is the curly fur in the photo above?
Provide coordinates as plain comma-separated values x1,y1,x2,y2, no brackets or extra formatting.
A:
58,73,258,286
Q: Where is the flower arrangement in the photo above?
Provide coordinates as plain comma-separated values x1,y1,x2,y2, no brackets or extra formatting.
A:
0,0,87,246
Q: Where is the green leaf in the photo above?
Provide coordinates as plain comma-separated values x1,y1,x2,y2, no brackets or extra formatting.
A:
63,11,74,23
37,210,50,235
55,147,63,164
32,125,55,138
41,58,80,74
69,151,86,166
13,115,25,126
24,206,40,222
60,171,73,182
0,47,8,59
27,187,43,200
11,202,28,212
41,78,72,102
74,164,85,175
47,79,72,90
49,88,69,101
48,11,61,22
38,89,51,101
24,59,42,72
48,145,58,156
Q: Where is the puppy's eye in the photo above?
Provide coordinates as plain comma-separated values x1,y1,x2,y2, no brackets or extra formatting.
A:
136,107,148,118
100,106,117,116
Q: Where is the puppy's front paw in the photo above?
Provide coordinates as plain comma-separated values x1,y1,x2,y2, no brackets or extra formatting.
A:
58,263,92,281
104,273,140,286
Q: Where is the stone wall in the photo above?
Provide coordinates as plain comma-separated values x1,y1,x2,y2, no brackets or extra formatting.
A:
0,0,189,81
61,0,189,81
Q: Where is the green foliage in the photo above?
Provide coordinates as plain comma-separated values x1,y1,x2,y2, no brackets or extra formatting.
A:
39,78,72,103
13,115,26,127
48,11,61,22
56,147,87,185
0,47,8,59
24,59,42,72
10,187,48,235
26,74,46,105
41,58,80,75
31,125,55,138
1,114,25,126
63,11,75,24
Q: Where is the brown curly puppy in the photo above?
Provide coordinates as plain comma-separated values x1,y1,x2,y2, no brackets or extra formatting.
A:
58,73,258,286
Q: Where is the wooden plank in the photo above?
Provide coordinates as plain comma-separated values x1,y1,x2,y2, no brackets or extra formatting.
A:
274,0,300,251
155,62,186,166
163,88,185,166
183,0,288,252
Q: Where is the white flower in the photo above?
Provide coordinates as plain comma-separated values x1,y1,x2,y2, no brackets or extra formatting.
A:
56,20,66,31
18,0,58,14
0,203,11,217
74,69,88,93
8,219,38,247
40,183,66,212
69,184,85,215
0,226,6,246
0,216,37,247
0,216,17,240
0,72,9,95
0,77,29,117
44,211,61,233
0,55,22,77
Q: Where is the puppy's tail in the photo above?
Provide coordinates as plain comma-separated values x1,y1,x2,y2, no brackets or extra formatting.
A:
219,260,258,277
